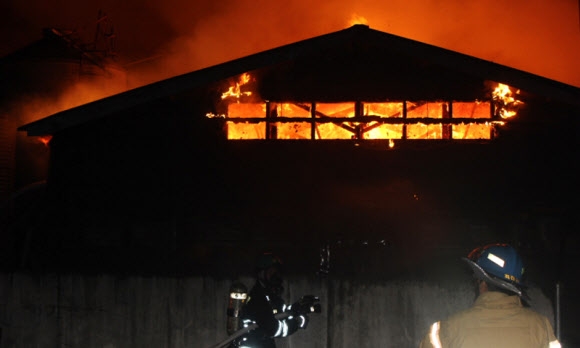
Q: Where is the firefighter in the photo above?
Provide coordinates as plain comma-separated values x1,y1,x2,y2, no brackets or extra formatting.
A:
230,252,319,348
419,243,561,348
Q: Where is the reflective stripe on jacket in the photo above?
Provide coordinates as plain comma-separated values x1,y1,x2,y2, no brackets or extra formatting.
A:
419,291,560,348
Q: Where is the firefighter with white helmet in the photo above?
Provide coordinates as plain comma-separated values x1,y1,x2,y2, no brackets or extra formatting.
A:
419,243,561,348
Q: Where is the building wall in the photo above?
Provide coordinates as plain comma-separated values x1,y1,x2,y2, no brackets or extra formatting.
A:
4,91,577,345
0,114,16,202
5,95,575,286
0,272,556,348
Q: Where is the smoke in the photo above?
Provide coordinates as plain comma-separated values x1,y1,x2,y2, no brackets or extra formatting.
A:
11,79,128,126
2,0,579,89
141,0,580,88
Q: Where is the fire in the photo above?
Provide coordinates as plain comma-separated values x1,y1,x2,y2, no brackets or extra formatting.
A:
349,14,369,26
221,73,253,100
217,73,498,141
492,83,523,119
223,101,495,140
38,136,52,146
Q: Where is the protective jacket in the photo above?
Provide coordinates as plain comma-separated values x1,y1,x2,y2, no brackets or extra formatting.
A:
231,281,305,348
419,291,560,348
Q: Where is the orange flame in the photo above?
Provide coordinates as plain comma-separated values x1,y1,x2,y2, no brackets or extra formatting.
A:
218,73,498,140
221,73,253,100
38,136,52,146
492,83,523,119
349,14,369,26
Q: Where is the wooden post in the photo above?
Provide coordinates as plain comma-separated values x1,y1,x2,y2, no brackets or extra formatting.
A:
442,101,452,139
266,102,278,139
311,102,316,140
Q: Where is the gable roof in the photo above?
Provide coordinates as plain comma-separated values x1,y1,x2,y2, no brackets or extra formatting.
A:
18,24,580,136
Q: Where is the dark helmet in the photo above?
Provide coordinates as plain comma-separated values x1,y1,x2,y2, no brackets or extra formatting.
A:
256,252,284,295
462,243,526,297
256,252,283,271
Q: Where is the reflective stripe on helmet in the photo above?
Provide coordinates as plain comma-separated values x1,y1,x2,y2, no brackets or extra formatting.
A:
487,252,505,268
467,243,524,285
549,340,562,348
429,321,442,348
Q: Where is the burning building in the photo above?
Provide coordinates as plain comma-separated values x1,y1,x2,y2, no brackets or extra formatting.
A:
3,23,580,347
10,24,579,274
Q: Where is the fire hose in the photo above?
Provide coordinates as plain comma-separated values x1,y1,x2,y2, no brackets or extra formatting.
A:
208,312,291,348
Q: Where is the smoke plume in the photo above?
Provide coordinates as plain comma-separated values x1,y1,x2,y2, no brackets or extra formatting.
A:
2,0,579,90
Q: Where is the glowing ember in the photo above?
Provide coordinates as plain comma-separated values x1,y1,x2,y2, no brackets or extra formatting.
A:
206,112,225,118
407,123,442,139
221,73,253,100
492,83,523,119
38,136,52,146
364,125,404,140
452,124,491,139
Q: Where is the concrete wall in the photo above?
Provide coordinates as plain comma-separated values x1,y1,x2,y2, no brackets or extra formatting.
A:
0,273,555,348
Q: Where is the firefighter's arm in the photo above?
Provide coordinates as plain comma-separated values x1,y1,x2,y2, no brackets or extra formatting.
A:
419,321,441,348
542,316,561,348
282,295,321,333
257,295,321,338
277,313,308,337
289,295,321,317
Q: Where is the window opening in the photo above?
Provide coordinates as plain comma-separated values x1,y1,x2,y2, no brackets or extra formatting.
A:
213,74,521,142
